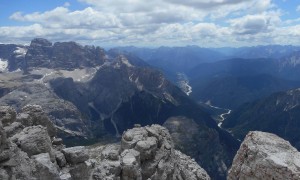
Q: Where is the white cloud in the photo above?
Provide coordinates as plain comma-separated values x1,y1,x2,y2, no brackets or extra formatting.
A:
228,11,281,35
10,7,122,29
1,0,300,47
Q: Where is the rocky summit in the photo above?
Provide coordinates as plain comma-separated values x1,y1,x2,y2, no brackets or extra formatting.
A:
0,105,210,180
228,131,300,180
0,38,238,179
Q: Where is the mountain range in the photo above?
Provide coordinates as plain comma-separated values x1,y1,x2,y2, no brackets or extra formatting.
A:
2,39,300,179
222,88,300,150
0,38,239,179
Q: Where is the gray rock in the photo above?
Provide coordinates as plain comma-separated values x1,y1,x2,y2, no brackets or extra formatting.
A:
12,125,52,156
91,145,122,180
228,131,300,180
0,168,9,180
52,137,63,146
59,171,72,180
134,136,157,161
91,124,210,180
4,122,23,137
121,149,142,180
69,161,93,180
0,105,209,180
19,104,57,137
173,150,211,180
0,149,10,162
164,116,230,179
32,153,60,180
55,150,67,168
0,121,8,149
101,145,119,161
2,144,36,180
0,106,16,126
62,146,89,164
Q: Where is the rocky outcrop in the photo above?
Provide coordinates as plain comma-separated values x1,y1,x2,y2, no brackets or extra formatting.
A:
0,84,90,138
164,116,237,180
91,124,210,180
0,105,88,180
0,105,209,180
228,131,300,180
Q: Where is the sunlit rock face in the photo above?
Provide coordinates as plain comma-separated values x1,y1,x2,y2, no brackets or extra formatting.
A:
228,131,300,180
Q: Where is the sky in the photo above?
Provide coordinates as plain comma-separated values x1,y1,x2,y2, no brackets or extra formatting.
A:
0,0,300,47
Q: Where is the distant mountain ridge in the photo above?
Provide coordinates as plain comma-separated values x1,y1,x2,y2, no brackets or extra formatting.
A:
222,88,300,150
0,38,239,179
114,45,300,73
188,56,300,109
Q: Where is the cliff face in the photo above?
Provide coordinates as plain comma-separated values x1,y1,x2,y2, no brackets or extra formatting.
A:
228,131,300,180
24,38,106,71
163,116,237,180
0,105,210,180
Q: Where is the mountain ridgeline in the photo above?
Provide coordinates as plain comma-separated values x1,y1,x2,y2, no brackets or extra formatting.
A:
0,38,239,179
115,46,300,109
1,39,300,179
222,88,300,150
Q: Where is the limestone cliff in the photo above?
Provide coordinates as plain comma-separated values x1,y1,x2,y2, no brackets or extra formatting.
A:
228,131,300,180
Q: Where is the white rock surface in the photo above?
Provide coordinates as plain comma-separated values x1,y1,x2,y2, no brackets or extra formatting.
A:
228,131,300,180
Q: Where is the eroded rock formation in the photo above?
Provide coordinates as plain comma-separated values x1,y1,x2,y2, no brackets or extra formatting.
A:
228,131,300,180
0,105,210,180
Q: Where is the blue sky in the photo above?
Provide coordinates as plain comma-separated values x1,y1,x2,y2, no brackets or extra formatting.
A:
0,0,299,47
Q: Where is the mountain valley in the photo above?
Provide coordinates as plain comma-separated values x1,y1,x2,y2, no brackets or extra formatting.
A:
0,38,241,179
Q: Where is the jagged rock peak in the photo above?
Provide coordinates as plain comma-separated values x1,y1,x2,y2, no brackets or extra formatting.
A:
228,131,300,180
0,105,210,180
30,38,52,47
92,124,210,180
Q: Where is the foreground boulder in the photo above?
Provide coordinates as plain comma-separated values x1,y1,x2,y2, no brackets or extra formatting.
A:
91,125,210,180
0,105,210,180
228,131,300,180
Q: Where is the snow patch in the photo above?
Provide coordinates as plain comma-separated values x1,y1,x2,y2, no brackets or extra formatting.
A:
14,47,27,58
0,58,8,72
32,66,103,85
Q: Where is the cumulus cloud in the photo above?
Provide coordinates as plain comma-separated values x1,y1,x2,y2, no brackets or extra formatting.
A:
229,11,281,35
10,7,122,29
1,0,300,47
